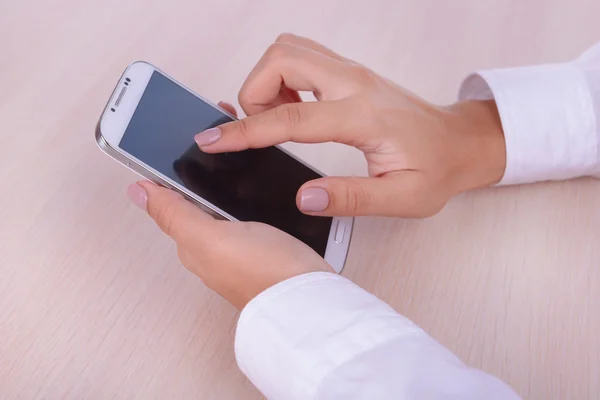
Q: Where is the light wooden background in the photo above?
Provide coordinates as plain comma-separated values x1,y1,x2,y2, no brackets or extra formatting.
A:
1,0,599,399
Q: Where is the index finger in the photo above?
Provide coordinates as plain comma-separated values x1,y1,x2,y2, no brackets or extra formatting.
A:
196,100,365,153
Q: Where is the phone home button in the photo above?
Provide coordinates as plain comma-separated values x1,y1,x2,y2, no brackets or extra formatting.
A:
334,221,346,244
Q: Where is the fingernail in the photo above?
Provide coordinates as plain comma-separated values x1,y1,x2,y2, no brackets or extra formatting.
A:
127,183,147,211
299,187,329,212
195,127,221,146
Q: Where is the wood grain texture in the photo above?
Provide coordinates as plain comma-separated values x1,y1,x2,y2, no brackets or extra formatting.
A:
1,0,599,399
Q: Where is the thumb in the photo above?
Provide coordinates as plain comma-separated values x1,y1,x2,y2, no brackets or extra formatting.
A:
296,174,445,217
131,181,215,245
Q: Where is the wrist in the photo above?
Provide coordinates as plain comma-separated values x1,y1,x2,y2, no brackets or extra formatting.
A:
228,262,335,310
444,100,507,193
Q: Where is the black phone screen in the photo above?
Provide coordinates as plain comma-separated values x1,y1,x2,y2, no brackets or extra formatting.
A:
119,71,332,256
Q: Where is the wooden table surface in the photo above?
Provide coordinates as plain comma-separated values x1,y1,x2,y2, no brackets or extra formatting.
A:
1,1,599,399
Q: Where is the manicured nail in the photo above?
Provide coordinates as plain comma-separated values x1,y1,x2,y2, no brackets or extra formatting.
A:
299,187,329,212
127,183,147,211
195,127,221,146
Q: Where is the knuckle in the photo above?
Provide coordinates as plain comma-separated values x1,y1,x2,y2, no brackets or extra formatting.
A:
155,206,176,236
236,118,252,141
275,32,296,44
274,104,303,130
351,65,377,87
339,181,371,214
237,88,252,109
153,198,184,237
265,42,290,62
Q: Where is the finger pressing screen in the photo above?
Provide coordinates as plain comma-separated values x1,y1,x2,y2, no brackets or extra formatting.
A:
195,101,366,153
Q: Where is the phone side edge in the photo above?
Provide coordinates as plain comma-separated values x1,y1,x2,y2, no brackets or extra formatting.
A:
95,121,235,222
325,216,355,273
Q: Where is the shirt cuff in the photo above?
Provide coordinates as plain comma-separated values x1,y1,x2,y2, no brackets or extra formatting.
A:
459,63,598,185
234,272,421,400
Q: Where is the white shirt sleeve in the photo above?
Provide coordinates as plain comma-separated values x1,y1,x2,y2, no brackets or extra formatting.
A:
235,272,520,399
459,42,600,185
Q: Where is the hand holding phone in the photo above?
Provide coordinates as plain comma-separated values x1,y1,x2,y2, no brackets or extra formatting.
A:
127,180,334,310
96,60,353,272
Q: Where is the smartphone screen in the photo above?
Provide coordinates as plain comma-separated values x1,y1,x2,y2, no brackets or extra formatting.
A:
118,71,332,256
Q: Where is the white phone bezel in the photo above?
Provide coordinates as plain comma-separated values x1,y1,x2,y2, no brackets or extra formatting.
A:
96,61,353,273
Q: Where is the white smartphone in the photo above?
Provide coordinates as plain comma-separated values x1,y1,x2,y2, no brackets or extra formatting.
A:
95,61,353,273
